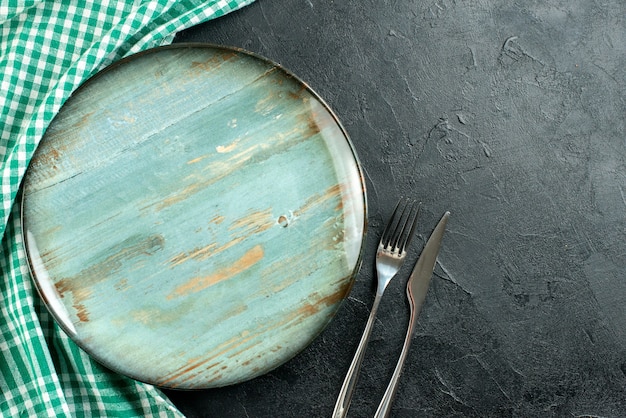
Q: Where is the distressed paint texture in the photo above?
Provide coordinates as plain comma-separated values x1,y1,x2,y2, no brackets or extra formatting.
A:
22,45,366,389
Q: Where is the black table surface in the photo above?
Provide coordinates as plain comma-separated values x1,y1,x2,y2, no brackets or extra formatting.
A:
162,1,626,416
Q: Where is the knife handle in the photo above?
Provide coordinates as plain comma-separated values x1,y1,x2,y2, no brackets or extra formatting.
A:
373,299,418,418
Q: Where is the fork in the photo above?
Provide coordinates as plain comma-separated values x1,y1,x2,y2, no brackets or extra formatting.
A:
332,198,420,418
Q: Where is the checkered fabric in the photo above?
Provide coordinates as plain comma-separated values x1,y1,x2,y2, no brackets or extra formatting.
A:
0,1,253,416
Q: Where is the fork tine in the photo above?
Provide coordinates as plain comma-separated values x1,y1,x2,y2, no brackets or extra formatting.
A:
397,202,420,253
390,200,418,252
388,200,411,250
380,199,403,246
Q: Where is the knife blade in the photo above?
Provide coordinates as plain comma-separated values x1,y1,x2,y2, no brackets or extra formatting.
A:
407,210,450,319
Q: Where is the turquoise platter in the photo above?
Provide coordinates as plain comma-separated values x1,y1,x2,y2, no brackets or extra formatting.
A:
21,44,367,389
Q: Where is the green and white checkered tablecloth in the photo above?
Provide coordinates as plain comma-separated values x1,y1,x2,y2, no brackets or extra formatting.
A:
0,1,253,416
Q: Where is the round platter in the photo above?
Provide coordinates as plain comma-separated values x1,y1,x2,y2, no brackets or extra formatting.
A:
21,44,366,389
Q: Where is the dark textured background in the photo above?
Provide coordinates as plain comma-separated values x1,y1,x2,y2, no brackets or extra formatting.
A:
163,0,626,416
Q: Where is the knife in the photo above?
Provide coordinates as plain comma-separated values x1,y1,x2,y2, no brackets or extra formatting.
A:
374,211,450,418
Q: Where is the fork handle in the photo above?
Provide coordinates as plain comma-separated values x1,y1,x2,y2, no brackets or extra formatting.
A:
332,291,383,418
373,301,418,418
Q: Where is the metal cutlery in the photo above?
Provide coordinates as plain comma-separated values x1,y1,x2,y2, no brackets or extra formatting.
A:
332,199,420,418
374,211,450,418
